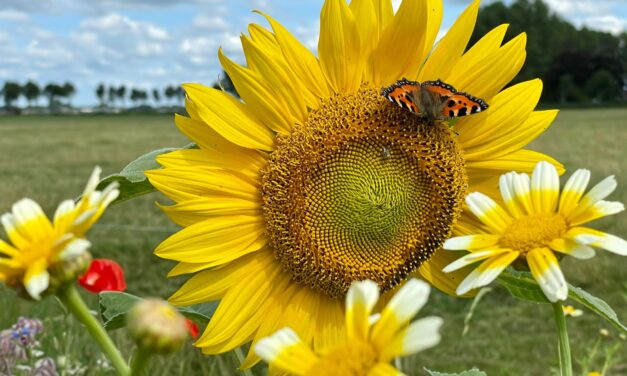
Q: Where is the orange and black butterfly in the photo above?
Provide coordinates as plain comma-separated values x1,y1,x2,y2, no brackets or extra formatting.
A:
381,78,488,124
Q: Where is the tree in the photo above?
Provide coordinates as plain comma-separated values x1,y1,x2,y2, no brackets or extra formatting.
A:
22,81,40,107
62,82,76,106
43,83,63,108
108,86,117,107
96,84,106,107
164,85,176,103
117,85,127,108
130,88,142,106
1,82,21,108
584,70,621,102
152,88,160,105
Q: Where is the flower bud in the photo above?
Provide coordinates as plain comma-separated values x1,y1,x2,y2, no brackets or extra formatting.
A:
126,299,188,354
48,243,93,292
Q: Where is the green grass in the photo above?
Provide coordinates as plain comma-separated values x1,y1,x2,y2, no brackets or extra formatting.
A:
0,110,625,375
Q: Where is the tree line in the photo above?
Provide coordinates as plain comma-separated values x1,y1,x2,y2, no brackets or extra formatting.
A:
470,0,626,103
1,81,76,108
95,84,185,108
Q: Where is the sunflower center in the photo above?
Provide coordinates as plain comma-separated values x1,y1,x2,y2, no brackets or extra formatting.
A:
305,340,377,376
261,86,467,298
500,213,568,253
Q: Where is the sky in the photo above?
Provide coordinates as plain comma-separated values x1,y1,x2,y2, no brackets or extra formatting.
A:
0,0,625,106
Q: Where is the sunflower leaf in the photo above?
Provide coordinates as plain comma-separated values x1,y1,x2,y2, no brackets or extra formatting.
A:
98,291,216,330
498,270,627,334
95,143,197,206
424,368,486,376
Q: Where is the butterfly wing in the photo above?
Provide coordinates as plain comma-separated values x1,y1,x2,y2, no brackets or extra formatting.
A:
381,78,421,114
422,80,489,118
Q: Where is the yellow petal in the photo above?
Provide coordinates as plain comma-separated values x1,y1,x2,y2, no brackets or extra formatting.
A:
219,49,293,134
169,251,275,305
23,258,49,300
183,84,275,150
146,167,259,203
370,0,442,85
318,0,363,93
158,197,262,227
447,29,526,100
467,149,564,177
154,215,266,265
418,0,479,81
242,34,308,123
258,11,331,100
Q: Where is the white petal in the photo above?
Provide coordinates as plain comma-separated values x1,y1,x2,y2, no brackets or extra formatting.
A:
500,172,524,218
574,232,627,256
442,249,509,272
465,192,511,232
530,161,559,213
443,234,500,250
25,270,50,300
394,316,443,356
11,198,46,227
56,238,91,261
83,167,102,196
53,200,75,223
384,279,430,322
528,249,568,302
558,168,590,216
254,327,300,363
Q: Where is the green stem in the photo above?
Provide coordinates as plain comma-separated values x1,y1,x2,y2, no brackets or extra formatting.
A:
57,284,130,376
130,347,152,376
552,302,573,376
234,347,254,376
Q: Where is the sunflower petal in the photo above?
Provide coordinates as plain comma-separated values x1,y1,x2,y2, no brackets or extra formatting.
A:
183,84,275,150
158,197,262,227
319,0,363,94
416,249,475,298
418,0,479,81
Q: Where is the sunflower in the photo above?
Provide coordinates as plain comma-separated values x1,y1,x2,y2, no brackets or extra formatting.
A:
146,0,561,365
0,167,119,299
254,279,441,376
443,161,626,302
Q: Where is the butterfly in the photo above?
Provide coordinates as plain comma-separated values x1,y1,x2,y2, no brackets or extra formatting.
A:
381,78,488,124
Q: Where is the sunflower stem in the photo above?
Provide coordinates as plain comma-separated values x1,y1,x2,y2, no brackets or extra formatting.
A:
234,347,254,376
551,302,572,376
57,284,130,376
130,347,152,376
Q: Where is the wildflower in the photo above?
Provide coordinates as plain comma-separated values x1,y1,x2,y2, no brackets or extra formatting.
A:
0,167,118,299
444,161,626,302
147,0,561,363
562,305,583,317
255,279,441,375
78,259,127,293
127,299,188,354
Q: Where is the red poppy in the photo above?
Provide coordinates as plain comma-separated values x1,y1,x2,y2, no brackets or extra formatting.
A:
185,319,199,339
78,259,127,293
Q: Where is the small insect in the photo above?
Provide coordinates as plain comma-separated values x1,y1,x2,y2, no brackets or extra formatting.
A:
381,78,488,125
382,146,391,160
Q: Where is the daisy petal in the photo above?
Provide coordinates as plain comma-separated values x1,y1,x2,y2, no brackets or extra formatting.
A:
567,227,627,256
530,161,560,213
465,192,512,233
10,198,53,242
568,201,624,226
23,259,50,300
558,169,590,217
443,234,501,250
456,251,519,295
499,172,524,218
345,280,379,340
254,328,318,375
527,248,568,302
380,316,443,361
55,238,91,262
548,238,595,260
442,248,512,273
568,175,618,221
371,279,429,348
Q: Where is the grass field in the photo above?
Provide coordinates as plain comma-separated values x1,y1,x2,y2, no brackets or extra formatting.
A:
0,109,625,375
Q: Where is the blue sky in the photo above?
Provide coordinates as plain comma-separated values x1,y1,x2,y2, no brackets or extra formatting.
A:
0,0,625,106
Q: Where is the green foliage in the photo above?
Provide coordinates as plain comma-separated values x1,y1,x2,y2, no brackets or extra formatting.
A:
498,270,627,334
424,368,486,376
1,81,21,107
471,0,625,103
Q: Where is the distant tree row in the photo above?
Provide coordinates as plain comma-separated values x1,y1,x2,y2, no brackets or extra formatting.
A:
0,81,75,108
95,84,185,108
470,0,626,103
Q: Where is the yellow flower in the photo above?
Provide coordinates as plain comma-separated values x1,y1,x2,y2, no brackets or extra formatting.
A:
562,305,583,317
0,167,119,299
443,161,626,302
255,279,441,376
147,0,561,364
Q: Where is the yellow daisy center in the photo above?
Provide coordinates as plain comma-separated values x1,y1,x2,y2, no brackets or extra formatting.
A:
261,86,467,298
304,340,378,376
499,213,568,253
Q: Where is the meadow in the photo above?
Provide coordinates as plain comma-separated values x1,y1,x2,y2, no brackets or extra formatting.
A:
0,109,625,375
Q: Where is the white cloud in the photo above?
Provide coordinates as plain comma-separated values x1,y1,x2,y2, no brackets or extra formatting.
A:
0,10,29,22
575,15,626,35
193,15,229,30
